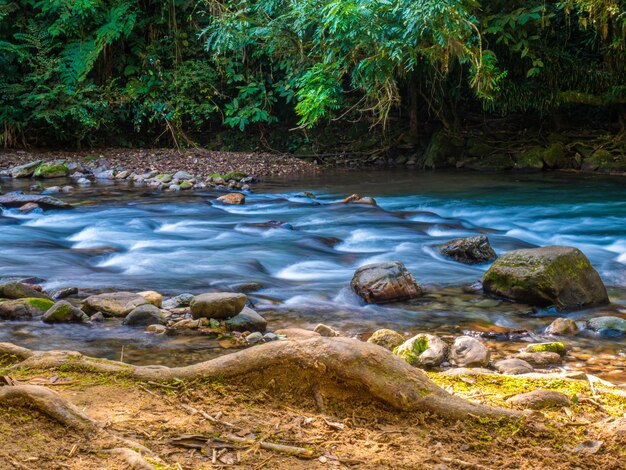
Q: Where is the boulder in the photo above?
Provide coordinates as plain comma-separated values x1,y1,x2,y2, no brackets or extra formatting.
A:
138,290,163,308
545,317,579,336
506,390,570,409
587,316,626,334
351,261,422,304
482,246,608,310
439,235,497,264
0,298,55,320
9,161,42,178
394,334,448,367
367,329,405,351
494,358,534,375
82,292,148,317
224,307,267,332
123,304,166,326
42,301,87,323
449,336,490,367
190,292,246,319
33,161,69,178
217,193,245,205
0,193,72,209
0,281,50,300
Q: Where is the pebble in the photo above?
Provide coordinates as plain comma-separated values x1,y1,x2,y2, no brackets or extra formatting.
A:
246,331,264,343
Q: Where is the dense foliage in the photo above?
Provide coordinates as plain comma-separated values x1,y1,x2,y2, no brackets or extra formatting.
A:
0,0,624,148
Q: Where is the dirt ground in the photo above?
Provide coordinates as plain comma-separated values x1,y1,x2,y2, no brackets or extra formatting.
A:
1,359,625,470
0,148,320,178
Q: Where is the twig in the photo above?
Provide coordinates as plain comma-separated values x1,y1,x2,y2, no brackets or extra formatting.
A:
222,434,315,459
180,403,235,428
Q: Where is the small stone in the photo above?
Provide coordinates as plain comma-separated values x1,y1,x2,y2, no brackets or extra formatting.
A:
77,178,91,186
341,194,378,206
173,171,193,180
394,334,448,367
587,316,626,333
224,307,267,332
263,332,278,341
449,336,490,367
494,358,534,375
123,304,166,326
217,193,245,205
545,317,579,336
90,312,105,322
367,329,405,351
147,324,167,334
18,202,40,213
138,290,163,308
524,342,567,357
314,323,340,337
162,293,195,309
115,170,130,179
246,331,264,343
515,351,562,366
52,287,79,300
190,293,247,319
506,390,570,409
42,301,87,323
439,235,497,264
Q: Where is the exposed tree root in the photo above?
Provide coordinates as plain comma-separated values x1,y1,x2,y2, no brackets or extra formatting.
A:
107,448,156,470
1,337,522,421
0,384,98,434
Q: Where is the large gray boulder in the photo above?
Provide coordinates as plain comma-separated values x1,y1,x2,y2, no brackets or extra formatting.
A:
0,298,55,320
351,261,422,304
42,301,88,323
123,304,166,326
190,292,246,319
482,246,608,311
0,281,50,300
224,307,267,332
439,235,497,264
82,292,148,317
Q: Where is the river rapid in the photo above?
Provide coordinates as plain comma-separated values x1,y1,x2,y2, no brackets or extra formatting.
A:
1,170,625,379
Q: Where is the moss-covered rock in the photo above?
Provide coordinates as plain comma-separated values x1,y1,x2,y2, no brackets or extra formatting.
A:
367,329,405,351
482,246,608,311
0,281,50,300
33,161,69,178
9,160,42,178
179,181,193,190
393,334,447,367
223,171,248,181
0,298,55,319
515,147,544,170
42,300,88,323
524,342,567,357
542,143,567,168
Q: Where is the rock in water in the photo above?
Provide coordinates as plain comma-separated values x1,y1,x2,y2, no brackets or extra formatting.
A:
82,292,148,317
0,281,50,300
545,317,579,336
482,246,608,311
9,161,42,178
587,316,626,334
351,261,422,304
33,161,69,178
216,193,245,205
367,329,405,351
224,307,267,332
42,301,87,323
449,336,490,367
138,290,163,308
0,298,55,319
190,292,247,319
394,334,448,367
0,193,73,209
123,304,166,326
524,342,567,356
439,235,497,264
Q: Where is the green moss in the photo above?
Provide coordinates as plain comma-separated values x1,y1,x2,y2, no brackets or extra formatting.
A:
179,181,193,190
24,298,54,312
223,171,248,181
393,336,429,365
526,342,567,356
33,162,69,178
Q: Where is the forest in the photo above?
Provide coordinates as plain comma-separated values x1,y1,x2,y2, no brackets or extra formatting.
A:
1,0,624,161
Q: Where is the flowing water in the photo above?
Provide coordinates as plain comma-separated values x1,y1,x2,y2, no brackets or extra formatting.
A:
1,170,625,379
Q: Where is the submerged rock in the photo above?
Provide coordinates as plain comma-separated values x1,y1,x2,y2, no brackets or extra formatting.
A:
190,292,246,319
524,342,567,357
439,235,497,264
449,336,490,367
0,281,50,300
341,194,378,206
351,261,422,304
545,317,579,336
224,307,267,332
42,301,88,323
587,316,626,334
123,304,166,326
507,390,570,409
9,161,42,178
82,292,148,317
0,298,55,320
394,334,448,367
367,329,405,351
482,246,608,311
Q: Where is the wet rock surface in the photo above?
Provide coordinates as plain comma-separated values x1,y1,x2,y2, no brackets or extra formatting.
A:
439,235,497,264
351,261,422,304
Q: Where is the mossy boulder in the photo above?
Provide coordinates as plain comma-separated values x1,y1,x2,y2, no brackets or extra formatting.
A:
33,161,69,178
524,342,567,357
515,147,545,170
0,298,55,319
0,281,50,300
42,301,88,323
351,261,422,304
223,171,248,181
367,329,405,351
482,246,608,311
393,334,448,367
542,143,567,169
179,181,193,190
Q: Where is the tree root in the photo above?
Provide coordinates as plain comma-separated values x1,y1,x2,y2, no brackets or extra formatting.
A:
1,337,522,421
107,448,156,470
0,384,98,434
